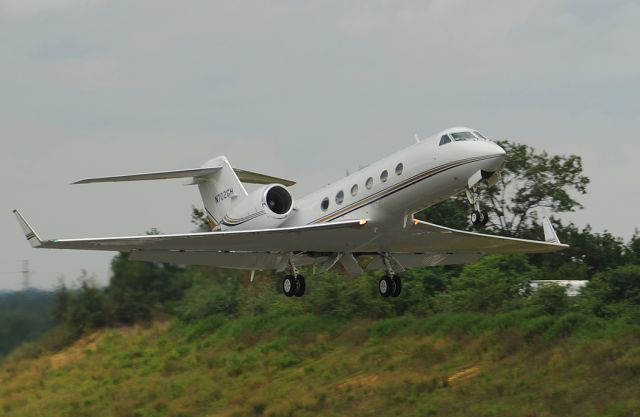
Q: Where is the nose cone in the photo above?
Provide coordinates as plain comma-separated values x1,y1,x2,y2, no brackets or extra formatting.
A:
482,141,506,172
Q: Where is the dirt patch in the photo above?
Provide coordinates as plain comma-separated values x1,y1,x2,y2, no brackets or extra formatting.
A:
49,330,102,369
337,373,385,389
448,366,480,383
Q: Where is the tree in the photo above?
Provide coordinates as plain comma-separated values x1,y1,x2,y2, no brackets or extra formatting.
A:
191,206,212,232
528,284,570,315
442,255,537,313
581,265,640,318
483,141,589,236
107,253,189,324
628,230,640,264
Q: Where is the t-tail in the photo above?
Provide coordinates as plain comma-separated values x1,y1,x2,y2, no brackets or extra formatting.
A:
72,156,295,230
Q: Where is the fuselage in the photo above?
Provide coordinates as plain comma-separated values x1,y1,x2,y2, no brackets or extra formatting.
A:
281,127,505,229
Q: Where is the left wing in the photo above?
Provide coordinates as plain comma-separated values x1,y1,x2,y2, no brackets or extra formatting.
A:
13,210,370,253
14,209,566,271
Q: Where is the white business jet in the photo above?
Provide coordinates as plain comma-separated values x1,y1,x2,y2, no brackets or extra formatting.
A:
14,127,566,298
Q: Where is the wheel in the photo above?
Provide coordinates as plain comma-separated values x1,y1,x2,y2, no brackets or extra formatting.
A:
391,276,402,297
379,276,392,297
282,275,296,297
481,210,490,225
294,275,306,297
471,210,484,226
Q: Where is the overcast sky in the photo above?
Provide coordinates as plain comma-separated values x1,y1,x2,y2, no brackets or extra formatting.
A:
1,0,638,290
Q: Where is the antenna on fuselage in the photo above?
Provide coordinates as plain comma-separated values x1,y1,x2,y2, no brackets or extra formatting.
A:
414,134,421,143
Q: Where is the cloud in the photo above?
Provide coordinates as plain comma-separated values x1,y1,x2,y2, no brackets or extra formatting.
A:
0,0,105,16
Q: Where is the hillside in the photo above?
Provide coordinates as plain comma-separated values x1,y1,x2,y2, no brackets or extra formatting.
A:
2,311,639,417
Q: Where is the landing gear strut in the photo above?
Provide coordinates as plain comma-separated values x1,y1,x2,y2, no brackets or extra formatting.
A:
465,187,489,227
379,253,401,298
282,255,306,297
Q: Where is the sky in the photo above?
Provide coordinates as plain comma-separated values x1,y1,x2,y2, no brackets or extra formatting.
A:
1,0,638,290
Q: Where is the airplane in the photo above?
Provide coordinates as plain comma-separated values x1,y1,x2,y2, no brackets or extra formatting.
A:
14,127,567,298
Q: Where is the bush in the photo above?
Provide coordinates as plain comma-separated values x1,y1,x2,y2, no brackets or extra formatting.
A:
529,284,570,315
445,255,537,313
581,265,640,318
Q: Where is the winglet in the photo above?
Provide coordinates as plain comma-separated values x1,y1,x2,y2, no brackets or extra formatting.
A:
13,210,43,248
542,217,560,244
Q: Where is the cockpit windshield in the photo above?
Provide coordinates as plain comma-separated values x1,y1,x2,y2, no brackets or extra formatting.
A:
451,131,476,141
473,131,488,140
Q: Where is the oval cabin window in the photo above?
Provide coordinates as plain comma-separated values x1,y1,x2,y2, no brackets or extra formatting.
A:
320,197,329,211
365,177,373,189
351,184,358,196
395,163,403,175
380,170,388,183
335,190,344,205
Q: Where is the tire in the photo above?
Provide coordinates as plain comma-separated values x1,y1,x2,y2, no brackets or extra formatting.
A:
379,276,392,297
470,210,481,226
391,276,402,297
294,275,306,297
481,210,490,225
282,275,296,297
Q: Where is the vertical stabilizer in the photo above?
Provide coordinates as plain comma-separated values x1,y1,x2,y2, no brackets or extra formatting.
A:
197,156,248,229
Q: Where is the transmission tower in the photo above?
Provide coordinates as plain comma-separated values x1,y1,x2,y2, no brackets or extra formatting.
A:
21,260,31,290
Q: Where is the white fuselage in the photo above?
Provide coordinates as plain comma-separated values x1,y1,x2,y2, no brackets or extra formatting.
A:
226,127,506,231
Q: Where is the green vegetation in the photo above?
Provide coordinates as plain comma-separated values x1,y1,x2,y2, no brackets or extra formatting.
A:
1,140,639,416
0,290,55,357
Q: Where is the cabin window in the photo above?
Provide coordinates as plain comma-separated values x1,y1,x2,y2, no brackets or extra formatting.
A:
335,190,344,205
351,184,358,196
395,163,403,176
439,135,451,145
380,170,388,183
365,177,373,189
321,197,329,211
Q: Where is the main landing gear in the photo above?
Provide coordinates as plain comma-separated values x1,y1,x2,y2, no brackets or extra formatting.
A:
378,253,402,298
281,256,306,297
282,274,306,297
465,187,489,227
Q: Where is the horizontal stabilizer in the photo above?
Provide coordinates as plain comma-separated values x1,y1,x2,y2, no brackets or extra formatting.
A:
234,169,296,186
74,167,295,186
73,167,221,184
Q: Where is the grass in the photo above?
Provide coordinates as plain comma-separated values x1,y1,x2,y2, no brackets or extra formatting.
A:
1,312,639,417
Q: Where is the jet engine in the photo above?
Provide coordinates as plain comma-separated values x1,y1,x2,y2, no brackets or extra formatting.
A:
222,184,294,230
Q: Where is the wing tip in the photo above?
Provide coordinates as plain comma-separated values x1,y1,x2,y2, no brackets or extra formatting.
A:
12,209,43,248
542,216,561,244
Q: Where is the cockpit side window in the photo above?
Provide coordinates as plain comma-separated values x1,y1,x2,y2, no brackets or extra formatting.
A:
473,131,488,140
439,134,452,146
451,131,476,141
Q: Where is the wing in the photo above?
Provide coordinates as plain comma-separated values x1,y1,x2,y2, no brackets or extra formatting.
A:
377,218,568,255
14,209,566,271
13,210,370,253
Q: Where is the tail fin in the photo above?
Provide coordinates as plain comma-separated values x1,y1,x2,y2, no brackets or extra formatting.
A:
72,156,296,230
195,156,248,228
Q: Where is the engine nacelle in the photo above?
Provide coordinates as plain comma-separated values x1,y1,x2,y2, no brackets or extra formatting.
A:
222,184,294,230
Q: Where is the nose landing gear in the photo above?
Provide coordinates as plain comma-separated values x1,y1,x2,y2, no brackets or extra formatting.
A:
466,188,489,227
